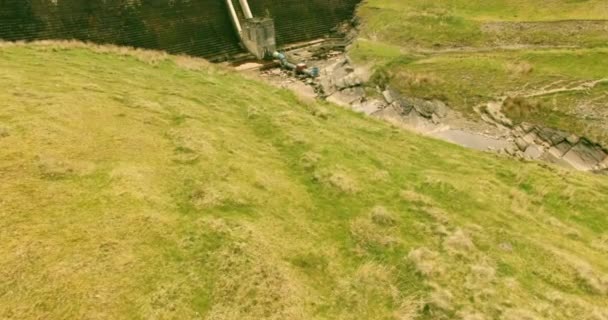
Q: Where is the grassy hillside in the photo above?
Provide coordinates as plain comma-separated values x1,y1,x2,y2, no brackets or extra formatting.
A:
352,0,608,144
1,42,608,319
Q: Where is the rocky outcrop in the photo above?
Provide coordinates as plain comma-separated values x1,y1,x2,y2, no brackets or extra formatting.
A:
320,59,450,124
476,97,608,171
507,123,608,171
258,44,608,173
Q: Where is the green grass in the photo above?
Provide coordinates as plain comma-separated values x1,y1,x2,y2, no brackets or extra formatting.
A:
357,0,608,49
366,48,608,144
1,42,608,319
352,0,608,146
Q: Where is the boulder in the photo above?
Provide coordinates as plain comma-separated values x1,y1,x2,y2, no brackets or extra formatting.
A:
412,99,436,118
518,122,536,133
372,104,403,123
600,156,608,169
485,101,513,127
515,138,528,152
336,74,362,89
432,100,449,118
550,131,570,145
524,145,544,159
553,141,574,157
522,132,538,145
536,128,553,142
382,90,394,104
393,98,414,115
431,113,441,125
505,145,519,156
566,135,580,145
327,87,365,107
562,140,607,171
352,99,385,115
536,127,569,145
578,139,607,162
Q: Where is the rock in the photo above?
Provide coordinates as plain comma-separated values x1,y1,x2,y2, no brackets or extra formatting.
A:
413,99,436,118
335,78,347,89
352,99,385,115
319,78,333,94
519,122,536,133
550,131,570,145
547,146,563,159
382,90,394,104
336,74,362,89
536,128,551,141
433,100,449,118
395,98,414,115
562,140,607,171
524,145,544,159
554,141,574,157
566,134,580,145
485,101,513,127
600,157,608,169
431,113,441,125
536,127,568,145
522,132,538,145
401,101,415,115
515,138,528,151
505,145,519,156
327,87,366,106
372,104,403,123
344,56,353,66
328,66,349,86
580,139,607,162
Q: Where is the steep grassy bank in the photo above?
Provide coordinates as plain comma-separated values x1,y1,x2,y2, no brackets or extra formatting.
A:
1,42,607,319
352,0,608,145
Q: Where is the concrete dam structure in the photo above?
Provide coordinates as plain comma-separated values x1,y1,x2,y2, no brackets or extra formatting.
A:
0,0,360,60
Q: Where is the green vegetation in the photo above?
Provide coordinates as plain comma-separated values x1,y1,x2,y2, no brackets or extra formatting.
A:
1,42,607,319
352,0,608,144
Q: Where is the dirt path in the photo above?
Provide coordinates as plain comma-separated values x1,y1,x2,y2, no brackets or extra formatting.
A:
516,78,608,98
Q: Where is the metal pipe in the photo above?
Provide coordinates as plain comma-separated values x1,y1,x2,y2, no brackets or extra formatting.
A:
226,0,242,35
272,52,319,78
239,0,254,19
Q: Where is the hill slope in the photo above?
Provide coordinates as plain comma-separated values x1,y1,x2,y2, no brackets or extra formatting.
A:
1,42,608,319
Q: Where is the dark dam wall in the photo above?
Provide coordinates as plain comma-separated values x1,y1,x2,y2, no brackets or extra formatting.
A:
249,0,359,45
0,0,359,59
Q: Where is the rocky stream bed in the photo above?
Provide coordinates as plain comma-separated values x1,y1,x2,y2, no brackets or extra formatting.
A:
240,45,608,174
